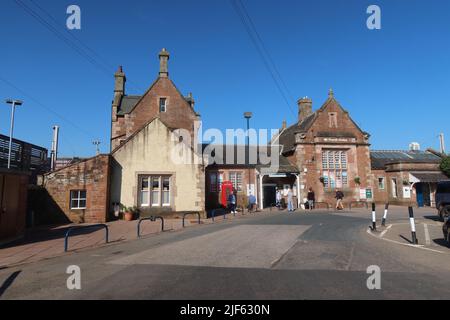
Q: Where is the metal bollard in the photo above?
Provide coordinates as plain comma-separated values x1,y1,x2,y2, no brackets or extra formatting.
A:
408,206,418,244
371,203,376,231
381,203,389,226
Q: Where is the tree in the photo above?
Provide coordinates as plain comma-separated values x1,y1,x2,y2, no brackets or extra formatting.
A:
440,156,450,177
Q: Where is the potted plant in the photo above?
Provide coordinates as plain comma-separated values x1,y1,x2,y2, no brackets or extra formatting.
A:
123,206,136,221
354,176,361,185
319,176,325,184
403,180,410,186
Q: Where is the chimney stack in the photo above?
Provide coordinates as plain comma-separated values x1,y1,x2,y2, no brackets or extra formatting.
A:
50,125,59,171
159,48,170,78
297,97,312,123
440,133,446,154
114,66,126,94
282,120,287,130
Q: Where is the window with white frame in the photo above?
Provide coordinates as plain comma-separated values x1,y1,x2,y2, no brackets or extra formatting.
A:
378,177,385,189
139,176,171,207
209,172,223,193
229,172,243,192
70,190,86,209
159,98,167,112
322,150,348,189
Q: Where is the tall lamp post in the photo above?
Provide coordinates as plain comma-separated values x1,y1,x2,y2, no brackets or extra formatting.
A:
244,112,252,197
5,99,23,169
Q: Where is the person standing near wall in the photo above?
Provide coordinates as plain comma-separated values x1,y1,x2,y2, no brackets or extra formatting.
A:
287,187,295,212
307,187,315,211
276,189,282,209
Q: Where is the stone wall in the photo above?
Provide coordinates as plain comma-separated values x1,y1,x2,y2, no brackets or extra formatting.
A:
43,155,111,223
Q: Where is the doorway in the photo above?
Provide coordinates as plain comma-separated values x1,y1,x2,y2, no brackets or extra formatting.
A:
263,184,276,208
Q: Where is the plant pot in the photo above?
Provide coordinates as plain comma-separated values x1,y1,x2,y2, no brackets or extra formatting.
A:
124,211,134,221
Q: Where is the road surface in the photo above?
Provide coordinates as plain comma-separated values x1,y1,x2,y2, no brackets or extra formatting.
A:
1,209,450,299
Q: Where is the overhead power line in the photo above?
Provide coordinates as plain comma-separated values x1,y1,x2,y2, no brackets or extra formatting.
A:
14,0,145,92
230,0,297,116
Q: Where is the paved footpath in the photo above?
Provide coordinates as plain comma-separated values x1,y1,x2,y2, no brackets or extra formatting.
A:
2,206,450,299
0,210,268,268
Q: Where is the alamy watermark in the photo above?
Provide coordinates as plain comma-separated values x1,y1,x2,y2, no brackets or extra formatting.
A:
66,265,81,290
66,5,81,30
366,265,381,290
169,121,281,174
367,5,381,30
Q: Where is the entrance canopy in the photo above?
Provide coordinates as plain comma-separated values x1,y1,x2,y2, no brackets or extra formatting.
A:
409,172,450,183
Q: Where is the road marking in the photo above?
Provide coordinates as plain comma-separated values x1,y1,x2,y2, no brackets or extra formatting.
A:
366,228,445,254
424,224,431,246
379,224,392,238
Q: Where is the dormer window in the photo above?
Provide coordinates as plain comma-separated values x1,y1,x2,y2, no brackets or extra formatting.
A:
159,98,167,112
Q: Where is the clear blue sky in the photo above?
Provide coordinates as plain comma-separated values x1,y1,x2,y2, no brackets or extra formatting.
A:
1,0,449,157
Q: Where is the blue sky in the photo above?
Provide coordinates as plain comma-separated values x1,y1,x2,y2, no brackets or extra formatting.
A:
1,0,449,157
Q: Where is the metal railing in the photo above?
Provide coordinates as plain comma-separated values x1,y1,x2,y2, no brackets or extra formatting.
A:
182,212,201,228
137,216,164,238
349,201,369,210
64,224,109,252
0,133,49,174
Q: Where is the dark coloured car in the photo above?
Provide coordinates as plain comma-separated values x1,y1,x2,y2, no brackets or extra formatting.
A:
436,181,450,221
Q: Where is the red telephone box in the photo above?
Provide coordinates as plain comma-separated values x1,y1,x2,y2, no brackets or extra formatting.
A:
221,181,234,207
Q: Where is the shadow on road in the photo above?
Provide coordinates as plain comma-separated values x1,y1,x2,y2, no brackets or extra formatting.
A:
423,215,442,222
0,270,21,297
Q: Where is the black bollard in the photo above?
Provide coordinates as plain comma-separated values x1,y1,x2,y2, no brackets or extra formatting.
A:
381,203,389,226
408,206,418,244
371,203,376,231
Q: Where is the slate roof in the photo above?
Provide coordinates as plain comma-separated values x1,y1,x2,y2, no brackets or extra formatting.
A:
278,113,316,153
370,150,442,170
117,95,141,115
203,144,299,173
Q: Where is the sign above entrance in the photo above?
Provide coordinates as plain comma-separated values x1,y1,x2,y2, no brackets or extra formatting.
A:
269,173,287,178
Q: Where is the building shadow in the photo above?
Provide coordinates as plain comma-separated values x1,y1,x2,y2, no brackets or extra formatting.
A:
0,224,107,250
423,215,442,222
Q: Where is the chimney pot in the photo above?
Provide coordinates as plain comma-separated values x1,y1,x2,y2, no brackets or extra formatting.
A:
282,120,287,130
297,97,313,123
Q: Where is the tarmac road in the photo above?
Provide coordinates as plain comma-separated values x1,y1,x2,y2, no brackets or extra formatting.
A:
1,209,450,299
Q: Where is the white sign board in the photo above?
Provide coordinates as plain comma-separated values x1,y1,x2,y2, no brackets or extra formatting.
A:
403,186,411,199
247,184,255,196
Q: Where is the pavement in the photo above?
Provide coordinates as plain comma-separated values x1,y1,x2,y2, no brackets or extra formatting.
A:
0,210,250,268
1,205,450,299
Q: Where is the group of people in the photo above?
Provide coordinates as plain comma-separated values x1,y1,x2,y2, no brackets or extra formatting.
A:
226,189,257,214
276,187,345,211
227,186,346,213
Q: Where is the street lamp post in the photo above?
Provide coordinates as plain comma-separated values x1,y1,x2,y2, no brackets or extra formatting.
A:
5,99,23,169
244,112,252,198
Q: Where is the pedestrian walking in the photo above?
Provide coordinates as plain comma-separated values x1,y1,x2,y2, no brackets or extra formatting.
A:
228,189,237,214
335,189,344,210
247,192,256,212
307,187,315,211
287,187,294,212
276,189,282,209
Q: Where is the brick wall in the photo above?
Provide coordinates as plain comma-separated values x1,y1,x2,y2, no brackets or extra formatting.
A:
44,155,111,223
111,77,198,150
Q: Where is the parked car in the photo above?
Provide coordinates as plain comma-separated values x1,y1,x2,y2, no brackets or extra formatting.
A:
436,181,450,221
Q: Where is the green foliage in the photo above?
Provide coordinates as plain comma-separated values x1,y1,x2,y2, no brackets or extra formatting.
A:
354,176,361,185
440,156,450,176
